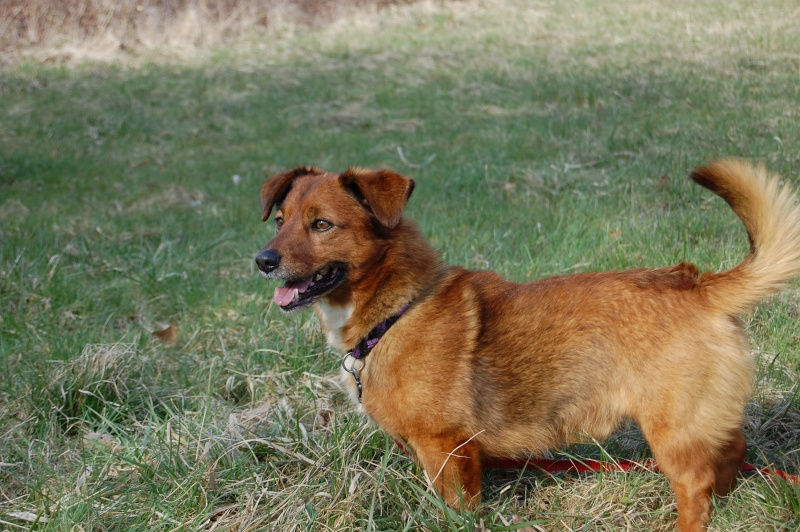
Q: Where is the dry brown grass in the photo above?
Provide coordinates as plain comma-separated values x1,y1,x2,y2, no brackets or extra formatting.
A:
0,0,414,63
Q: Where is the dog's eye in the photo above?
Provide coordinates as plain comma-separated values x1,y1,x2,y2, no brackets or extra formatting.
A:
313,219,333,232
275,216,284,231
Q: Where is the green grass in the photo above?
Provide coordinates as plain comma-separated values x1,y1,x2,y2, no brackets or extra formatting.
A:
2,0,800,529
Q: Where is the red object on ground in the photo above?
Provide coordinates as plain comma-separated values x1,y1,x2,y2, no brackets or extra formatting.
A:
484,455,797,482
393,438,797,482
484,456,659,474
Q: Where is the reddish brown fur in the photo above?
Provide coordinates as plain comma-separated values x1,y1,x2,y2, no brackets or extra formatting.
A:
256,160,800,531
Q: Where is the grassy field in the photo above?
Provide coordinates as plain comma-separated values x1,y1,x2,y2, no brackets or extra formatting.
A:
2,0,800,529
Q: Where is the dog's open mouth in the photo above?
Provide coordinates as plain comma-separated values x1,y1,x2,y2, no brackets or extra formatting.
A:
272,264,346,311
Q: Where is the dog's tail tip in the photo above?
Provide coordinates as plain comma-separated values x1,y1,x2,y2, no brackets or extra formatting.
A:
693,158,800,314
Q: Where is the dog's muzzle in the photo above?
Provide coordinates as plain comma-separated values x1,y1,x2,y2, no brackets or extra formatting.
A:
255,249,280,274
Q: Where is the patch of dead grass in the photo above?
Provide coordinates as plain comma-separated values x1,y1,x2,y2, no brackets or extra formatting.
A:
3,0,797,72
0,0,416,64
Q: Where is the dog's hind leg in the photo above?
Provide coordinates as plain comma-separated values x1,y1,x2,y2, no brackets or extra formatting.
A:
712,428,747,497
638,420,720,531
410,433,483,510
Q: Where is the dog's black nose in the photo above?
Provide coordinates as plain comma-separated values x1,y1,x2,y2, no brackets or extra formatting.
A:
255,249,281,273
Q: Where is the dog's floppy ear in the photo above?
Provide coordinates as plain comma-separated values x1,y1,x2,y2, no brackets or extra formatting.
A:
339,168,415,229
260,166,323,221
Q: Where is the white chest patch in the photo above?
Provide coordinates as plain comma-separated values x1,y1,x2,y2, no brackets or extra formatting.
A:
317,300,354,350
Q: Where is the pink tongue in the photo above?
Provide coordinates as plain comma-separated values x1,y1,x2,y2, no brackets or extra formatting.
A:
273,277,313,307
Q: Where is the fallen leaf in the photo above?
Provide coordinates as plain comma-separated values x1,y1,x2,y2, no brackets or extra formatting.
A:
240,400,272,422
7,511,49,524
84,432,116,448
153,324,178,346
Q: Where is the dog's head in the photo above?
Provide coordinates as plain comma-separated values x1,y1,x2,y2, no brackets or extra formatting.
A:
255,166,415,311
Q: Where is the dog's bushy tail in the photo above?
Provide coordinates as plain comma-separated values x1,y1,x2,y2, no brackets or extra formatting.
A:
692,158,800,315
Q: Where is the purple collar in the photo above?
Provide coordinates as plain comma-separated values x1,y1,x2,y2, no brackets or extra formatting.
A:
349,303,410,359
342,303,410,402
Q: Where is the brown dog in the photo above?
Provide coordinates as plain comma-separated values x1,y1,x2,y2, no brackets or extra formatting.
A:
255,160,800,531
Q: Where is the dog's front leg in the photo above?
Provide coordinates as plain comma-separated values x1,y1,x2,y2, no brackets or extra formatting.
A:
410,433,483,509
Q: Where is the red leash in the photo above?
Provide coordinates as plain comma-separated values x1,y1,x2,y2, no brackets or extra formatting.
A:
394,439,797,482
485,455,798,483
484,456,658,474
